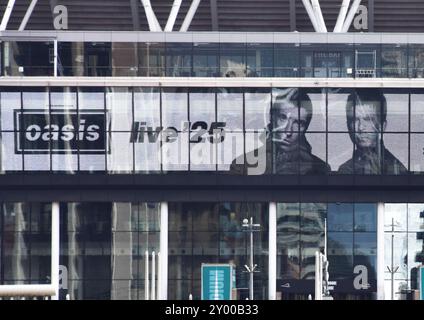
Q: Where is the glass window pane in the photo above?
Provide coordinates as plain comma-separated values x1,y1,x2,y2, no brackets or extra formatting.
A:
381,45,408,78
1,91,21,131
162,90,188,129
111,43,138,77
85,42,111,77
354,203,377,232
134,133,161,173
305,89,326,132
328,133,354,174
407,233,424,283
409,45,424,78
384,203,407,232
189,91,216,124
138,43,165,77
384,233,408,280
382,134,408,174
245,90,270,131
384,92,409,132
328,89,352,132
217,91,243,131
407,204,424,232
190,136,216,171
134,88,161,129
410,134,424,173
3,41,54,76
327,232,353,279
217,132,244,172
78,88,106,172
50,88,78,172
106,88,133,131
220,44,246,77
328,203,353,232
246,44,273,77
243,131,268,175
108,132,133,173
411,93,424,132
274,44,300,77
22,89,50,171
168,203,193,232
355,44,380,78
166,43,192,77
138,202,161,232
182,205,217,233
57,42,84,77
1,131,23,172
162,131,189,172
193,43,219,77
302,133,327,175
133,88,161,173
354,233,377,256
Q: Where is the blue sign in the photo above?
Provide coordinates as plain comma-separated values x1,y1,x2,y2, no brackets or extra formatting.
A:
420,267,424,300
201,264,233,300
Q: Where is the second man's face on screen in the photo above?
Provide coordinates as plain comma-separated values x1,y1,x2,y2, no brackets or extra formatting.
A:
348,101,383,149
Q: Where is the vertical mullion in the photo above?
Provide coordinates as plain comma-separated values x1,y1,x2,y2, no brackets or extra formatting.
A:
104,87,107,173
48,87,52,172
132,87,135,175
326,87,329,173
243,88,246,175
21,91,24,171
0,203,3,284
77,88,80,173
188,89,190,172
408,91,411,174
159,87,163,174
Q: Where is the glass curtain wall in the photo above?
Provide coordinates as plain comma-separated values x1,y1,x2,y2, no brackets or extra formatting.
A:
60,202,160,300
0,87,422,175
384,203,424,300
168,202,269,300
277,202,377,300
0,203,52,287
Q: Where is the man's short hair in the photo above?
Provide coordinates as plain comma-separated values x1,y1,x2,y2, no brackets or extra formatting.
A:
347,89,387,124
272,88,313,130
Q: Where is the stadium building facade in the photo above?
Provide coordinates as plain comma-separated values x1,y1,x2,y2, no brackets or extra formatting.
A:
0,0,423,300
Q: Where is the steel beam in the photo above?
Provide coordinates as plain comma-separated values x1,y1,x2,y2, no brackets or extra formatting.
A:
301,0,320,32
334,0,350,32
180,0,202,32
140,0,162,31
165,0,182,32
0,0,16,31
18,0,38,31
311,0,327,32
130,0,141,31
341,0,362,32
210,0,218,31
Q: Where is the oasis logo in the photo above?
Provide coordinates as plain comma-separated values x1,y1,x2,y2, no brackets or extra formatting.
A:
14,109,107,154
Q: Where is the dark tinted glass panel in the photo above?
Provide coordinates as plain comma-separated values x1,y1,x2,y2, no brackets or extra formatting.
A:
246,44,273,77
220,44,246,77
139,43,165,77
381,45,408,78
166,43,192,77
85,43,111,77
193,43,219,77
274,44,300,77
328,203,353,232
3,41,54,76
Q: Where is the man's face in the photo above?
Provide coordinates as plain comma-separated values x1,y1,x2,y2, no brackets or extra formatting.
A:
349,101,382,149
272,102,308,152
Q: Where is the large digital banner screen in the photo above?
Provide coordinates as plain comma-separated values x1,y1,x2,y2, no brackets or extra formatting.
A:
0,87,420,175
